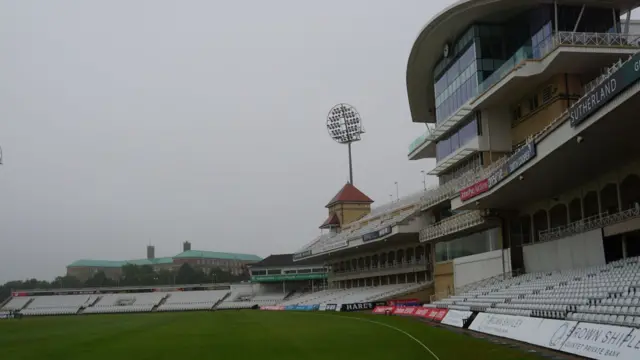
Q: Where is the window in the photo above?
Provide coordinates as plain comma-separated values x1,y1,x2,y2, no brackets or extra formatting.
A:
529,96,539,111
513,104,522,121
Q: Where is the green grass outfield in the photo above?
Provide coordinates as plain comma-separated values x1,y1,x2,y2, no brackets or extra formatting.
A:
0,311,544,360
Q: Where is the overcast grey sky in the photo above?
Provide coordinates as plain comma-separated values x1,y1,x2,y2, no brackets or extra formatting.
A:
0,0,451,282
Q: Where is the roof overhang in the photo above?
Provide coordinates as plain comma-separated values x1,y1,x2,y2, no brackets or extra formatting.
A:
406,0,640,123
453,78,640,211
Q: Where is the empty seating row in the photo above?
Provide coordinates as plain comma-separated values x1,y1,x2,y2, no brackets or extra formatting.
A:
83,305,154,314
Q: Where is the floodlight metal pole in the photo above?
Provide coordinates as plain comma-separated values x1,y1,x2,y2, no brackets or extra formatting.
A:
327,103,363,186
348,142,353,184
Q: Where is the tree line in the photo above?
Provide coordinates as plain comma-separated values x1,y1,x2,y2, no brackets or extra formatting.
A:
0,263,249,304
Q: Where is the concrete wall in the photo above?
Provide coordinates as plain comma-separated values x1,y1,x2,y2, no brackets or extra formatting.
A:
329,203,371,226
434,261,454,299
510,74,581,146
453,249,512,290
523,229,605,273
479,107,512,152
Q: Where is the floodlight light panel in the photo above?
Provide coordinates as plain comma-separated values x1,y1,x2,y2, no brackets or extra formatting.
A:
326,103,364,144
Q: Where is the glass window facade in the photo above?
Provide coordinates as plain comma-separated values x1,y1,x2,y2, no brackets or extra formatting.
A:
434,45,478,124
435,227,501,262
435,115,479,161
531,22,552,58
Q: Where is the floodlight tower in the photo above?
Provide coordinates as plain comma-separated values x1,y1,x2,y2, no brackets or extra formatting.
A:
326,103,364,185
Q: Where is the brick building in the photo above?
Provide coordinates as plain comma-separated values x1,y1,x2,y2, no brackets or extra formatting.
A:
66,242,261,281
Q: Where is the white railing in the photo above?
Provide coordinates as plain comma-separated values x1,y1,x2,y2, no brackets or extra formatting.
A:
419,210,485,242
538,206,640,242
555,31,640,48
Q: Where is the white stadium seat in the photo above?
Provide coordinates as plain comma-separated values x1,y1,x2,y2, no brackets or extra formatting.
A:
431,256,640,326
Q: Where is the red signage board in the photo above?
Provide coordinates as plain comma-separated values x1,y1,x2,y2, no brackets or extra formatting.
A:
460,179,489,201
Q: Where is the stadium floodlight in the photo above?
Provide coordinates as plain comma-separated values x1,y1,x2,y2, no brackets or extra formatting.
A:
326,103,364,184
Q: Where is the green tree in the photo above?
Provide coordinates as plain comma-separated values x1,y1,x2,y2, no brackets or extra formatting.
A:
175,263,201,284
84,272,116,288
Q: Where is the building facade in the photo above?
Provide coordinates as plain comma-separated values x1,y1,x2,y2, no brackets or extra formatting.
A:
406,0,640,299
67,242,261,281
291,0,640,304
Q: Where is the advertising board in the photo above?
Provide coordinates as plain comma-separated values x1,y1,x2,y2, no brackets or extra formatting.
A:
440,310,473,328
372,306,395,314
570,51,640,127
392,306,418,316
560,322,636,360
413,308,430,318
469,313,544,343
432,309,449,322
529,319,578,350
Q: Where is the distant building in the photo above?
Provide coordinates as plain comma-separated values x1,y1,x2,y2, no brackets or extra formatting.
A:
248,254,328,293
66,242,262,281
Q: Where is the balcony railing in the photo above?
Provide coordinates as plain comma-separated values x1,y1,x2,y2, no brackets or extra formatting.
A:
556,31,640,48
420,210,485,242
333,259,428,275
538,207,640,242
408,31,640,157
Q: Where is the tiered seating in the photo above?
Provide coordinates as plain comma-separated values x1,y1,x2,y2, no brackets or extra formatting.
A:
296,193,423,255
1,297,32,311
427,256,640,327
279,283,425,306
83,293,166,314
157,290,229,312
216,292,285,310
20,294,95,316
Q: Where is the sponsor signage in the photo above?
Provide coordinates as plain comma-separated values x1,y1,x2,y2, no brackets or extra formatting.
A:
487,142,536,189
570,52,640,127
432,309,449,322
440,310,473,328
362,226,393,242
260,305,285,311
560,322,637,360
372,306,395,314
319,241,348,253
293,304,319,311
470,313,544,343
460,179,489,201
251,273,327,282
414,308,430,317
530,319,578,351
340,302,385,312
388,299,420,306
325,304,337,312
0,312,15,320
293,250,313,261
393,306,418,316
425,309,440,320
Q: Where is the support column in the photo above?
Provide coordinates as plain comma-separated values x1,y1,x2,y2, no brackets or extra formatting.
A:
625,10,631,34
616,171,623,212
554,1,559,33
572,4,585,32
